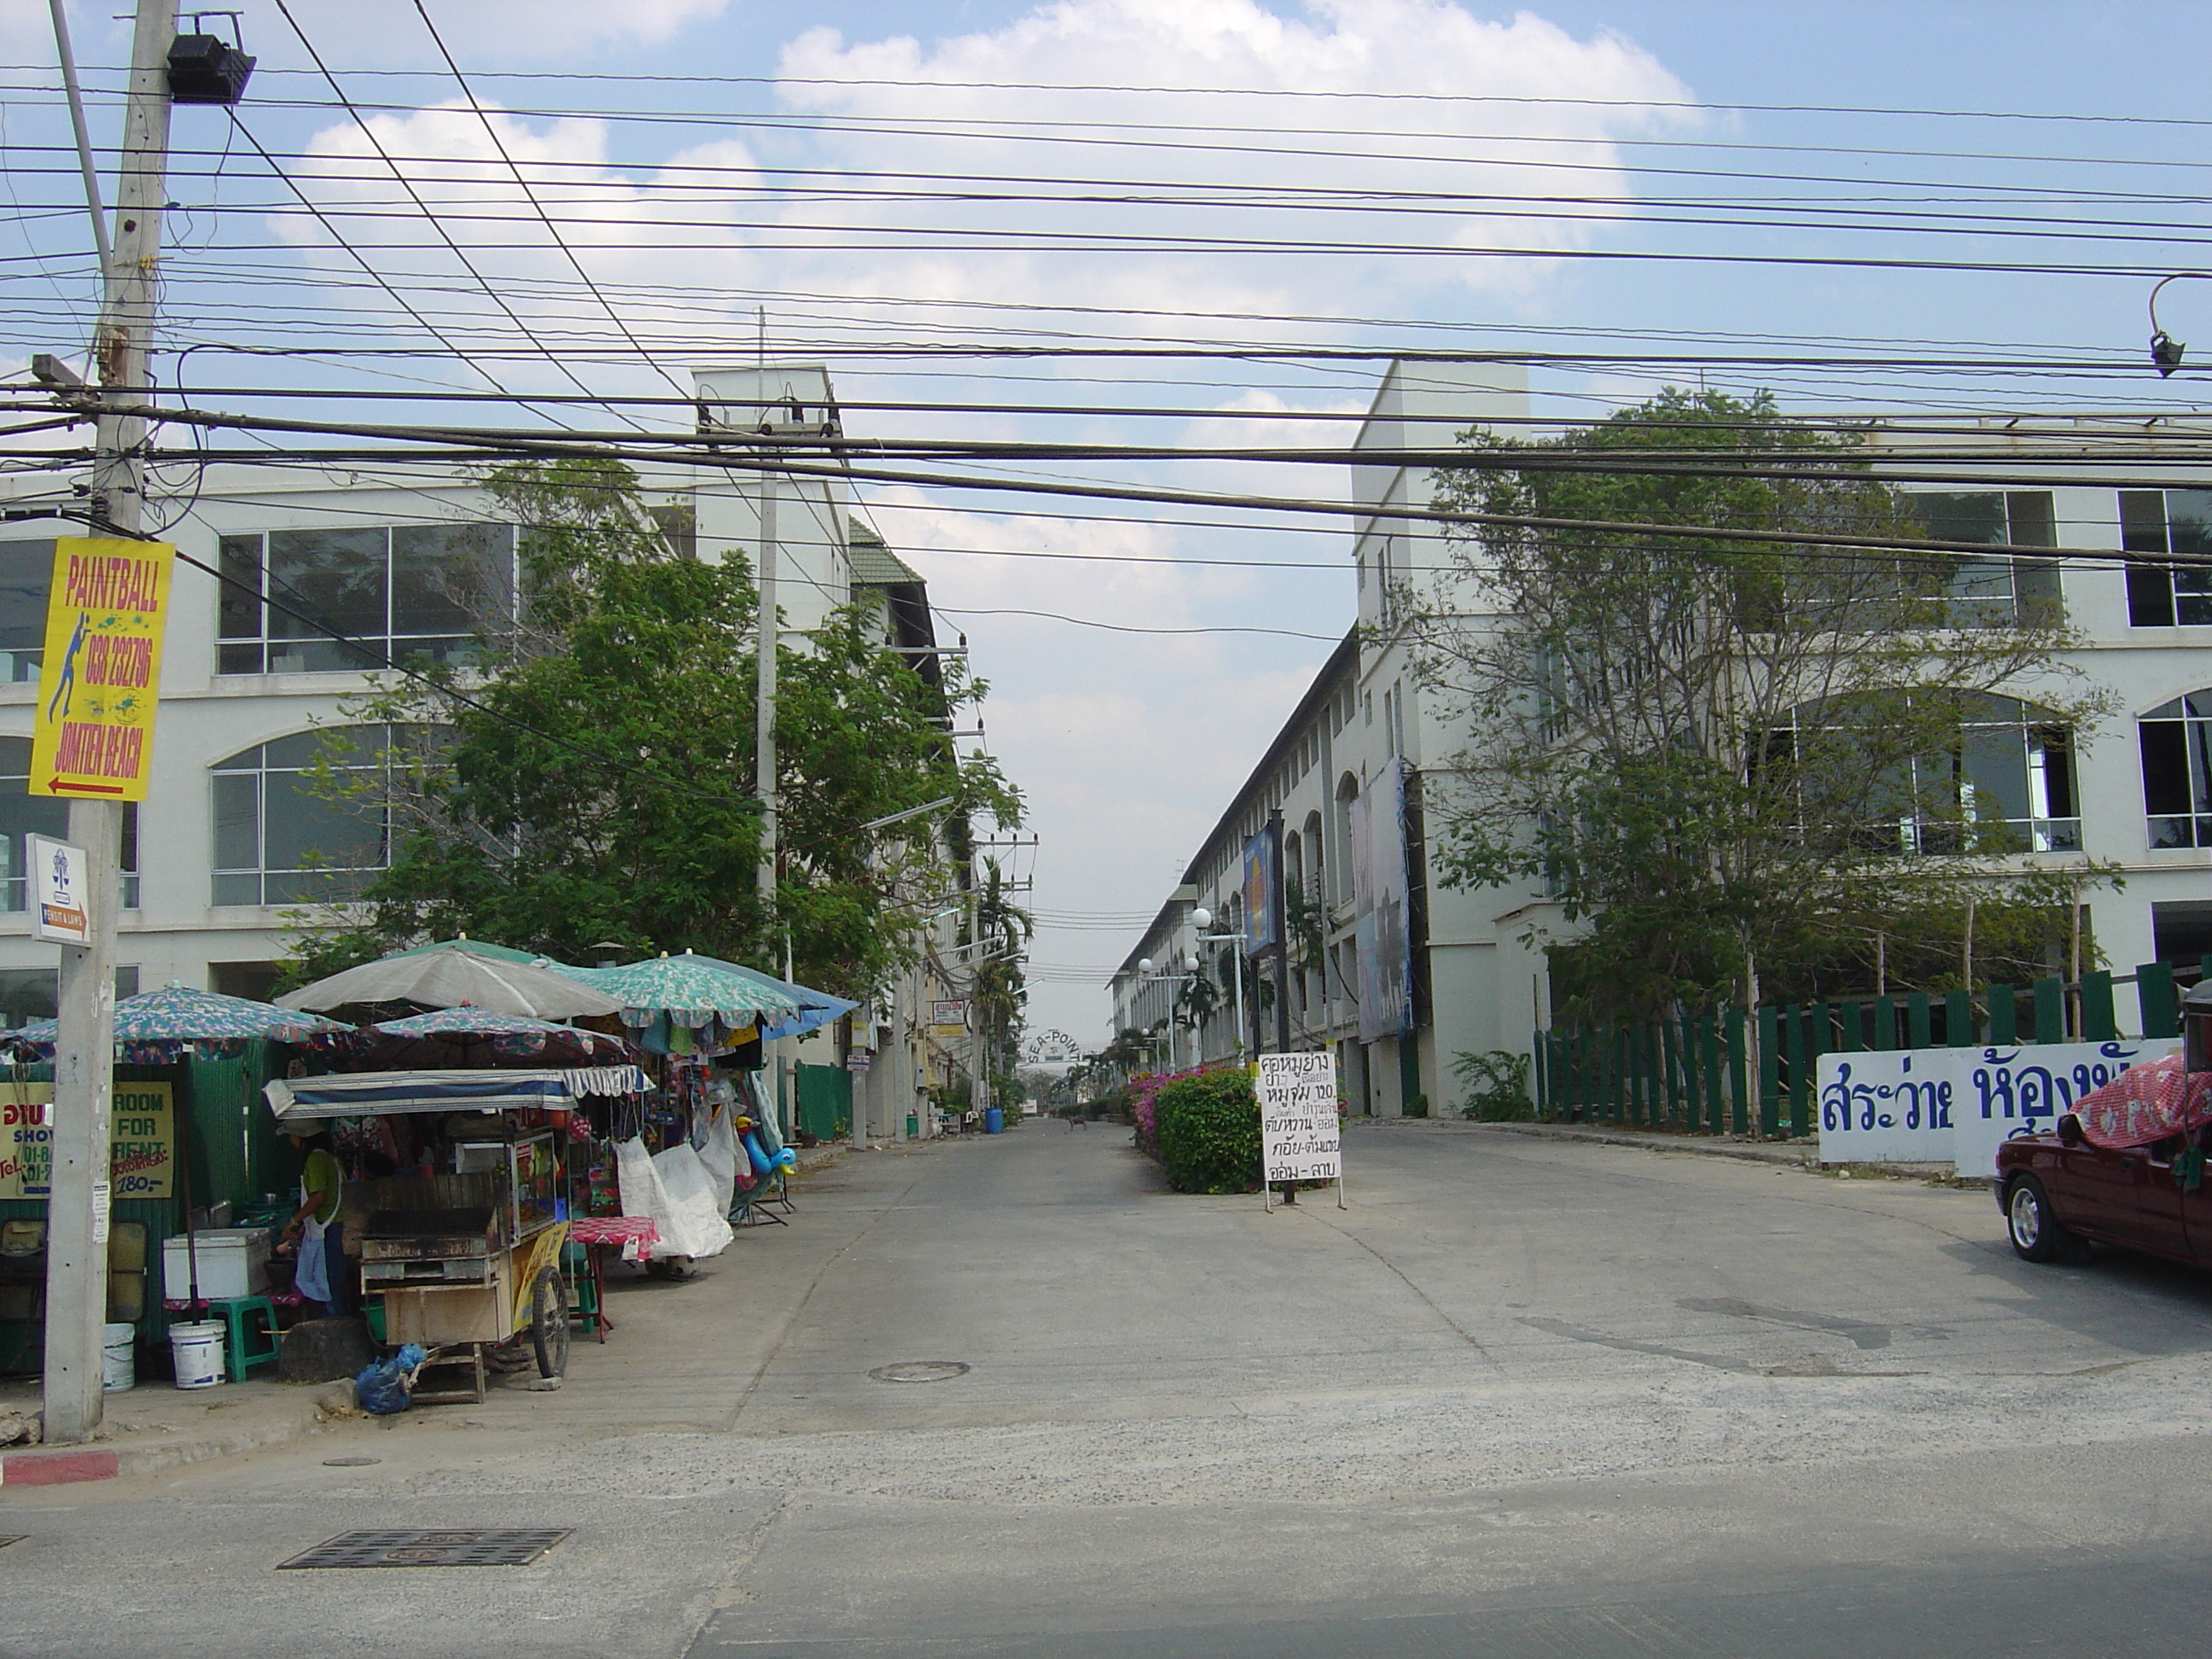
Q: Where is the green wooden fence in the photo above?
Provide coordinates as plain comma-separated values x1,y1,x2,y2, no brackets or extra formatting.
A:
1535,960,2192,1138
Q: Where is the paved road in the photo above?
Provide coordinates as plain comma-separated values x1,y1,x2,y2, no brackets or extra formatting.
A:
7,1121,2212,1657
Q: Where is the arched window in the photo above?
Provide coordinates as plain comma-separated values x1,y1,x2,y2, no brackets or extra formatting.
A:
2139,691,2212,848
211,725,405,905
0,736,136,912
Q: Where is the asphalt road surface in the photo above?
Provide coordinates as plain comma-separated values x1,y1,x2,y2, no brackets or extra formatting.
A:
8,1120,2212,1658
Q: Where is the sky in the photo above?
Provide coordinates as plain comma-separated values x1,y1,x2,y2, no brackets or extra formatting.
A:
3,0,2209,1041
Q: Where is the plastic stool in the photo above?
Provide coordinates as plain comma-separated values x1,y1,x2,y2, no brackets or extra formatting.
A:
201,1295,280,1379
562,1242,605,1342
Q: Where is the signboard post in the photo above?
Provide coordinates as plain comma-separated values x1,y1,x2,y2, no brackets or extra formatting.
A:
1257,1051,1345,1211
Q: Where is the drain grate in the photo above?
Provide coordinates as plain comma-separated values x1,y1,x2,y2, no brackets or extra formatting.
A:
278,1528,569,1569
321,1457,381,1468
869,1360,971,1384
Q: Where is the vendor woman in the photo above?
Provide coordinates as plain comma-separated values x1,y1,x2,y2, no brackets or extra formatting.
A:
280,1126,347,1317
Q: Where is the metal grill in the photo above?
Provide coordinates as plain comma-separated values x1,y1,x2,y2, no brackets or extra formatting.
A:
278,1528,570,1569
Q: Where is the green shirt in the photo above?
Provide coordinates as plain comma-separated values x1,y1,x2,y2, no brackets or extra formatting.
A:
301,1148,341,1225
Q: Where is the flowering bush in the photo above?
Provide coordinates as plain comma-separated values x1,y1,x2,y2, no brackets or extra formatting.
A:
1128,1067,1206,1158
1153,1068,1262,1193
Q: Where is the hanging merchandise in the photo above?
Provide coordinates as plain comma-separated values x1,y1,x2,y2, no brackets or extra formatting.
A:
614,1137,732,1261
698,1103,738,1216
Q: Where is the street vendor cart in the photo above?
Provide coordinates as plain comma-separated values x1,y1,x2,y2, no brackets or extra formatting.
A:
265,1066,646,1401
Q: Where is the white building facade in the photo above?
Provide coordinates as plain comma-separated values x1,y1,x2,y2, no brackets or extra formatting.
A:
1112,364,2212,1115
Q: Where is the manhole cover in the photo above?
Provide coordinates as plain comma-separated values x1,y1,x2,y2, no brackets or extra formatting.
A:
868,1360,971,1384
278,1529,570,1569
322,1457,381,1468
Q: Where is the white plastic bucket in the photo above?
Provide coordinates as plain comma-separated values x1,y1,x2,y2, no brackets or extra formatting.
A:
102,1322,136,1392
167,1320,225,1389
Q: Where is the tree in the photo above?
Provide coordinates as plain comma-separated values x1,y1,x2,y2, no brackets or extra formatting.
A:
283,457,1021,998
1412,388,2112,1022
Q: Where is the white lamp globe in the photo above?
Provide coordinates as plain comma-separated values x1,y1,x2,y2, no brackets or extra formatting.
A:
1191,906,1213,929
1138,958,1154,974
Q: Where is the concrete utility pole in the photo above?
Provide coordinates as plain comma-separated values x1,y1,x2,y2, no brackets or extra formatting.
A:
44,0,174,1447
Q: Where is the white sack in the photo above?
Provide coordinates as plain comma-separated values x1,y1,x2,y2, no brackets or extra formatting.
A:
650,1141,734,1260
613,1137,733,1261
698,1105,739,1217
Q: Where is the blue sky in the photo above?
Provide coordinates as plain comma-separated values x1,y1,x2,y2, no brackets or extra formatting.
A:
3,1,2203,1037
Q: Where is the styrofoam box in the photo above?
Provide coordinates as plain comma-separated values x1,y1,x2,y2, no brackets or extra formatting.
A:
160,1227,272,1301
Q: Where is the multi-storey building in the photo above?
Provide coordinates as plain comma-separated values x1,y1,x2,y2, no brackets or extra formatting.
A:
0,364,984,1141
1113,363,2212,1114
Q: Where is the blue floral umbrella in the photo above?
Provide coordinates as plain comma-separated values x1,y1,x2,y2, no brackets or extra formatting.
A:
10,981,352,1062
357,1006,627,1065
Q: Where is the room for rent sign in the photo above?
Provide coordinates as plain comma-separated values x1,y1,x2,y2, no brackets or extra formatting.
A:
30,537,174,802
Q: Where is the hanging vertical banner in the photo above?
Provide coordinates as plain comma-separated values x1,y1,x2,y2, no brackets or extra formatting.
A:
30,537,174,801
1240,829,1276,955
1352,758,1412,1042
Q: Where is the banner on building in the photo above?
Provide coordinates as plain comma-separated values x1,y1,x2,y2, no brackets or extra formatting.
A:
1257,1051,1342,1184
0,1079,174,1199
1351,758,1412,1043
30,538,175,802
1814,1038,2176,1174
1239,829,1275,955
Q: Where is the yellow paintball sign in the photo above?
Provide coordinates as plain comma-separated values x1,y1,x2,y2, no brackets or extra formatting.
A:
30,537,174,801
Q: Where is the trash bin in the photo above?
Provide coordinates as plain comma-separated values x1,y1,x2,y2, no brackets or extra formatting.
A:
983,1107,1004,1134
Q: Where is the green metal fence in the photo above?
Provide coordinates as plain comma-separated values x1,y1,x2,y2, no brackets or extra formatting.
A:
1535,960,2192,1138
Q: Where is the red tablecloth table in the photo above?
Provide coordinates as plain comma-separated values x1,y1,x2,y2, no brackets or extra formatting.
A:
565,1216,661,1342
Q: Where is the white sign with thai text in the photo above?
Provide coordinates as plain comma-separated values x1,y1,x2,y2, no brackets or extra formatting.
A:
1817,1038,2180,1173
27,833,87,945
1258,1051,1342,1183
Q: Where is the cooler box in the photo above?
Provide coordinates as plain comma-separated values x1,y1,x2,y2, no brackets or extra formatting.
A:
160,1227,272,1301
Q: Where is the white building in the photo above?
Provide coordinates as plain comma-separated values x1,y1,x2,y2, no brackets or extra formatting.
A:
0,365,986,1146
1111,364,2212,1115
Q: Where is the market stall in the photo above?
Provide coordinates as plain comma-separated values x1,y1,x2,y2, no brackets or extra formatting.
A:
266,1064,649,1401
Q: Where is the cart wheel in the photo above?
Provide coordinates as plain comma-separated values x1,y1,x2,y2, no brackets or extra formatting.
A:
529,1265,569,1380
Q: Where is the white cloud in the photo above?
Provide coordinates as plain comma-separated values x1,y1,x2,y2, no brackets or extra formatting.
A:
252,0,738,62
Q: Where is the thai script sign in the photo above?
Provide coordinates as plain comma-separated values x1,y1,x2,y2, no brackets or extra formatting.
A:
1816,1039,2177,1173
1258,1051,1341,1183
30,537,174,801
0,1079,173,1199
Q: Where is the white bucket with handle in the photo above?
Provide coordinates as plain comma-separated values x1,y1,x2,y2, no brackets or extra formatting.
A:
167,1320,225,1389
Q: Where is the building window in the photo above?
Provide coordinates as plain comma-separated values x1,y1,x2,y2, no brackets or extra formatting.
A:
1907,492,2060,626
0,965,137,1030
217,523,515,674
1773,696,2079,854
2139,691,2212,848
0,539,55,684
2120,490,2212,626
211,725,412,905
0,736,136,911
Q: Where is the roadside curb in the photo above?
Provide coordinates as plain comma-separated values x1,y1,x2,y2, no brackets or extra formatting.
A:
2,1394,334,1487
1466,1120,1816,1167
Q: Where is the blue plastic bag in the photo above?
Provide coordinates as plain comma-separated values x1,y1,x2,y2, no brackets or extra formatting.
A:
355,1342,428,1415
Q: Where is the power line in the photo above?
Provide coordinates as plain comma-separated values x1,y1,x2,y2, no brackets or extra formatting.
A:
404,0,689,403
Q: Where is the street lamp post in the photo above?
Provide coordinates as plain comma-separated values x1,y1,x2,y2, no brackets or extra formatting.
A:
1136,955,1198,1073
1190,908,1247,1068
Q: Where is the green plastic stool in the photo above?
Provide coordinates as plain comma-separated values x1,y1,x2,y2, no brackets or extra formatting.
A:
561,1241,603,1342
201,1295,280,1379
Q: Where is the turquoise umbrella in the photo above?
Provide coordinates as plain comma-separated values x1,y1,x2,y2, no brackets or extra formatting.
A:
554,951,806,1028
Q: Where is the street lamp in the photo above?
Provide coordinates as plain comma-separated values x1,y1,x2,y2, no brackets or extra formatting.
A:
2148,272,2209,377
1190,907,1248,1067
1137,955,1198,1071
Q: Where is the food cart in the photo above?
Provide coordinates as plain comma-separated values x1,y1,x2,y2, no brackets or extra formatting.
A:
265,1066,647,1401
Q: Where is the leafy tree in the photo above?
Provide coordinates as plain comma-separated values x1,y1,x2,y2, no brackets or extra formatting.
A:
282,457,1021,998
1412,387,2113,1022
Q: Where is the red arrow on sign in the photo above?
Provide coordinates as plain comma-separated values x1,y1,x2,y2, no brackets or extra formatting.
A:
48,777,125,795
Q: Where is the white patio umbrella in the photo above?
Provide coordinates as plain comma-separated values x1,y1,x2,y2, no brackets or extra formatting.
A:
273,938,623,1020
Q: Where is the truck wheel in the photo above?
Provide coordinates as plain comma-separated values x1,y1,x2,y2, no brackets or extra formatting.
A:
2006,1175,2075,1264
529,1265,570,1379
